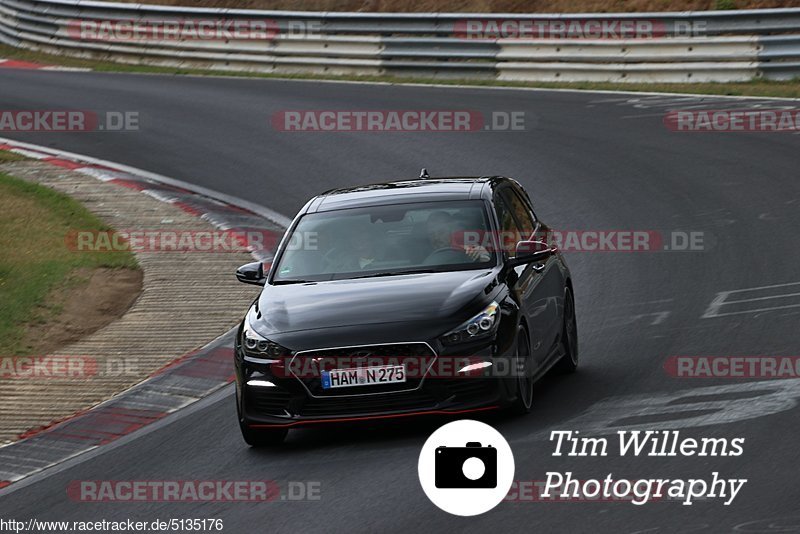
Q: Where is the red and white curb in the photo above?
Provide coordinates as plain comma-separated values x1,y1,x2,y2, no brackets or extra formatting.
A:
0,138,292,229
0,58,91,71
0,138,288,489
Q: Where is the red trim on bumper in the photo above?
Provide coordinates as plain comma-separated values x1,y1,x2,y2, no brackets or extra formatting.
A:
248,405,500,429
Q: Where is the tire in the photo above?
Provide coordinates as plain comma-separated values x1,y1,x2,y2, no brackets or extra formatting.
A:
510,325,534,415
554,286,579,374
239,421,288,447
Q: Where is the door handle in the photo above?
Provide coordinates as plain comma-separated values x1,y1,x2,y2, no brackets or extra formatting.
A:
532,263,546,272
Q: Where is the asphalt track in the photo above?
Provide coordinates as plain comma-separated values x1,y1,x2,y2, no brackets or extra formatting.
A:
1,70,800,533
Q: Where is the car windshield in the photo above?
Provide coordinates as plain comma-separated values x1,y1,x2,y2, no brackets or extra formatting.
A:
272,200,497,283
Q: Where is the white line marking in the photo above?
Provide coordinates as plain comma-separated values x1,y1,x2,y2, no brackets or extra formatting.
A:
722,281,800,293
724,291,800,305
702,282,800,318
704,303,800,318
597,298,674,309
600,310,671,328
702,291,733,319
648,311,671,325
519,378,800,443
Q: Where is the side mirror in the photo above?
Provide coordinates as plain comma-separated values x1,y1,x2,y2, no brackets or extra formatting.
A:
507,240,556,268
236,261,266,286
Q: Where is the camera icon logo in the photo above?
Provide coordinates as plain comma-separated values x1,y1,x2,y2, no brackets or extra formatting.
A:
435,442,497,489
418,420,515,516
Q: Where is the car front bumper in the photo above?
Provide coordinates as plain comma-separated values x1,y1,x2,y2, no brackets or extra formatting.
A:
235,337,516,429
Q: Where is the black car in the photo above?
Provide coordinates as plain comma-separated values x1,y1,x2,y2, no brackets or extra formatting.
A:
233,175,578,446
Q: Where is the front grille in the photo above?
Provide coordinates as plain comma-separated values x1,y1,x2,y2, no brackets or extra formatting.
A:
299,389,438,417
247,387,291,415
291,343,436,397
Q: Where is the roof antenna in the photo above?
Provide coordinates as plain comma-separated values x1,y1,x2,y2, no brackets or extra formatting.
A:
419,168,430,179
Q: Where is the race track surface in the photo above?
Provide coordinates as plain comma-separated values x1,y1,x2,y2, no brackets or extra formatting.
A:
1,70,799,532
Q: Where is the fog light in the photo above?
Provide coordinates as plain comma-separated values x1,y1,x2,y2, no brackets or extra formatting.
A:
457,361,492,375
247,379,276,387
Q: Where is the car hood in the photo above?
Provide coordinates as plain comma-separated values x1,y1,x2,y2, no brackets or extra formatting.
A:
250,269,498,343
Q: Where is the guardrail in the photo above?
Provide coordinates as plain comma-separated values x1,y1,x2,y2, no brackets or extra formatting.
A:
0,0,798,82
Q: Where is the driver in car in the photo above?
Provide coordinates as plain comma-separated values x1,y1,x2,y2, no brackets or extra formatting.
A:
425,211,491,263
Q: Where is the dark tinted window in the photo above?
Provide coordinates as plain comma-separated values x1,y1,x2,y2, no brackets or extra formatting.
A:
494,195,523,256
500,188,535,238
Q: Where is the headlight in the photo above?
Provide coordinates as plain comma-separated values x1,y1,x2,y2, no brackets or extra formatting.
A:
241,313,290,361
440,301,499,345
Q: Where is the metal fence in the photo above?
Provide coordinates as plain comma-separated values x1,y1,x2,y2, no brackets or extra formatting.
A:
1,0,798,82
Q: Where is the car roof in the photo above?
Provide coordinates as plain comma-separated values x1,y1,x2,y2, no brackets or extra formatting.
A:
307,177,511,213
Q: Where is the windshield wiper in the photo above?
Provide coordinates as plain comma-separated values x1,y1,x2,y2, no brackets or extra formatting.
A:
272,279,316,285
350,269,439,279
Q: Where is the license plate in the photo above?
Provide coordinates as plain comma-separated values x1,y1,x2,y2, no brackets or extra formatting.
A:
321,365,406,389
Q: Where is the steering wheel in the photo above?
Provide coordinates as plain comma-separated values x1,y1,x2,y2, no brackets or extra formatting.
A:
423,246,469,264
321,246,345,269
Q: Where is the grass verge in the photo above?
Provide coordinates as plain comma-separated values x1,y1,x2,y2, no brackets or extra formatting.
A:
0,169,139,356
1,44,799,99
0,151,27,163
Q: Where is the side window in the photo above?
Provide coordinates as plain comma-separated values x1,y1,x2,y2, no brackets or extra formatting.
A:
500,188,535,239
494,195,522,256
513,185,537,223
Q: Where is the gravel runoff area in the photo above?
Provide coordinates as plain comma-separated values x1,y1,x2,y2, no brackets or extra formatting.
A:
0,159,262,444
